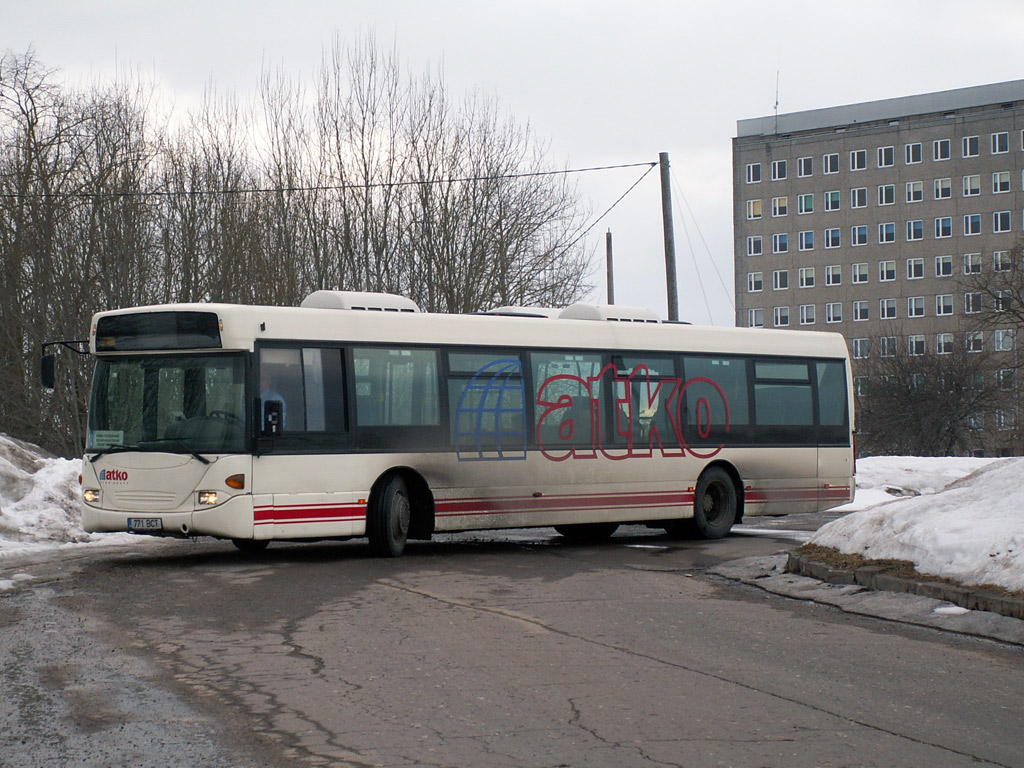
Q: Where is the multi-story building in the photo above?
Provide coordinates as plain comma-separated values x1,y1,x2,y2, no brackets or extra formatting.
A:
733,81,1024,454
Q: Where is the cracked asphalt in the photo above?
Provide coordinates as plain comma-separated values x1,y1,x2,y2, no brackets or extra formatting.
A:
2,525,1024,767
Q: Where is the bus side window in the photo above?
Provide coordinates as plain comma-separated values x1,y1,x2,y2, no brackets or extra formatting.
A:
259,348,305,431
353,347,440,427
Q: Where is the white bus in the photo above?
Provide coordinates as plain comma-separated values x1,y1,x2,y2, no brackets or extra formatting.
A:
73,291,854,556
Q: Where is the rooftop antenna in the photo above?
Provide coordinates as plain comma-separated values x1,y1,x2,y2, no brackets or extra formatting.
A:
774,69,780,134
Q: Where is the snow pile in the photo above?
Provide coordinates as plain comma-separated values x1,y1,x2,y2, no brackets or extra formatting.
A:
812,456,1024,593
0,434,95,556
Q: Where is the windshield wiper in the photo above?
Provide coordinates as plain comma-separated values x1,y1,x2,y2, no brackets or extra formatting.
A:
88,441,211,464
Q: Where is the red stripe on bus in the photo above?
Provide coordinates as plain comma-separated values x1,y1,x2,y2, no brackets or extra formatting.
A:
435,490,693,519
254,503,366,525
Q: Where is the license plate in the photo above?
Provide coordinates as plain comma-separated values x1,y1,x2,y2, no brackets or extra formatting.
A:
127,517,163,532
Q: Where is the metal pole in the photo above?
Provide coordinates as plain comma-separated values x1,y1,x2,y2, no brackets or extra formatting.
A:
605,229,615,304
659,152,678,321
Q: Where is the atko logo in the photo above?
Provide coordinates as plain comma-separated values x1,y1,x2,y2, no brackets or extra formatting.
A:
99,469,129,483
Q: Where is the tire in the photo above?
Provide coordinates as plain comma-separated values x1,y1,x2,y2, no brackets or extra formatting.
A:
554,522,619,542
367,475,411,557
690,467,738,539
232,538,270,553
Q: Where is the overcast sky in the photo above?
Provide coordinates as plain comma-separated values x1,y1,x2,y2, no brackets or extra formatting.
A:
8,0,1024,324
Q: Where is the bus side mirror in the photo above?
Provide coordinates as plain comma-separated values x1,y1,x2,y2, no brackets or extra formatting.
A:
263,400,282,437
40,354,56,390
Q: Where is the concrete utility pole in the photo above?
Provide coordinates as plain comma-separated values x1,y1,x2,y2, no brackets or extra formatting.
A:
659,152,678,321
605,229,615,304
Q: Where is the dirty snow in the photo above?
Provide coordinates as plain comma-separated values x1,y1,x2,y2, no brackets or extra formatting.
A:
1,433,1022,592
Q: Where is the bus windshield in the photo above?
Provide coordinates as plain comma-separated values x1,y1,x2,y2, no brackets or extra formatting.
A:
87,353,247,454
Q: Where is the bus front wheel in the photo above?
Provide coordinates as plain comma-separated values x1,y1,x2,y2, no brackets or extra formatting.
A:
368,475,411,557
691,467,738,539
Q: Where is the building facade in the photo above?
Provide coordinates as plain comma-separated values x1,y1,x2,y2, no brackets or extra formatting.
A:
733,81,1024,454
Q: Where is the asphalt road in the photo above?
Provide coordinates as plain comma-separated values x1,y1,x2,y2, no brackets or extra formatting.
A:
2,524,1023,768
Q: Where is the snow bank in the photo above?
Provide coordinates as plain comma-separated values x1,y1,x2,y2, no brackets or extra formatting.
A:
811,456,1024,593
0,434,132,559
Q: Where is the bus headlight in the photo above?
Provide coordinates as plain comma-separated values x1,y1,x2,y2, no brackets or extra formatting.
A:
83,488,101,503
198,491,219,506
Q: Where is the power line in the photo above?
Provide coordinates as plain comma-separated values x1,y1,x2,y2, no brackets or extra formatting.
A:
0,161,658,200
565,162,659,250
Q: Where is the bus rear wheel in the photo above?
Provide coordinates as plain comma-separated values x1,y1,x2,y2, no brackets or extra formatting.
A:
690,467,737,539
368,475,411,557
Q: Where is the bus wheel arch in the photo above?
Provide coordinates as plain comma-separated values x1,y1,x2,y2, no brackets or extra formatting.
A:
366,468,435,557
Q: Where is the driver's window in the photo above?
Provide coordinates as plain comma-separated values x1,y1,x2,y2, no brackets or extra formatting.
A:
259,348,305,431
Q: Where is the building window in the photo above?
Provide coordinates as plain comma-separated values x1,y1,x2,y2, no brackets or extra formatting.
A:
748,308,764,328
853,300,869,321
935,255,953,277
908,335,926,355
746,163,761,183
851,225,868,246
771,159,787,180
994,210,1011,233
963,253,981,274
798,267,815,288
906,181,923,203
934,216,952,239
799,304,815,325
877,145,894,167
962,135,979,158
996,410,1016,432
880,298,897,319
824,190,840,211
852,263,869,283
826,302,842,323
995,290,1012,312
936,294,953,316
825,265,841,285
906,220,924,241
746,199,762,219
772,233,788,254
823,153,839,174
773,270,789,290
853,338,869,359
963,174,980,196
934,177,951,199
991,131,1009,154
850,149,867,171
995,329,1015,351
798,230,814,251
773,306,790,327
878,222,895,243
798,156,813,177
965,330,984,352
747,272,763,292
747,236,763,256
905,142,922,164
797,193,814,214
936,333,954,355
906,257,924,279
997,368,1015,389
851,187,867,208
994,250,1012,272
878,184,895,205
907,296,925,318
771,196,788,217
825,228,841,249
880,336,898,357
933,139,951,161
964,214,981,236
993,171,1011,193
964,292,982,313
854,376,869,396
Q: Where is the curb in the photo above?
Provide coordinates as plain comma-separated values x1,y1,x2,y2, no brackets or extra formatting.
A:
786,551,1024,621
